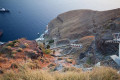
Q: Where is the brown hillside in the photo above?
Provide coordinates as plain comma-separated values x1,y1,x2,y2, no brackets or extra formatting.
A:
48,8,120,54
48,8,120,40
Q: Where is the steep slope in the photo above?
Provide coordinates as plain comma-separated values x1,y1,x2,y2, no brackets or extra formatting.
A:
0,38,54,70
48,8,120,40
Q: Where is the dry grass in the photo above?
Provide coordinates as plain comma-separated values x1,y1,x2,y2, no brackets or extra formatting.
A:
54,71,89,80
0,66,120,80
62,66,82,72
90,66,120,80
19,69,54,80
0,69,53,80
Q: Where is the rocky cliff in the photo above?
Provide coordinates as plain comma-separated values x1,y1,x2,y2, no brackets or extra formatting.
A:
48,8,120,55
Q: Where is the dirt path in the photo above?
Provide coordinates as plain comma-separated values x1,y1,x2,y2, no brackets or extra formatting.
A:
53,49,75,71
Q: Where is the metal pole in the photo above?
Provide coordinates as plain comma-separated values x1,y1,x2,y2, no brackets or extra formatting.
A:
119,43,120,58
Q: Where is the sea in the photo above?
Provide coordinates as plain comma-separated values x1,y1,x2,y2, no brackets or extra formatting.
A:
0,0,120,42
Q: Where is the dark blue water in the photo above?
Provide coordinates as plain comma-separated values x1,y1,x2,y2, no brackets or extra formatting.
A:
0,0,120,42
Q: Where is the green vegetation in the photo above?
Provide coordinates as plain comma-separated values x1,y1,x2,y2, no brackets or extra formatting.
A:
11,63,19,69
7,40,20,47
39,43,51,54
16,48,23,52
48,39,54,44
46,44,50,49
46,49,51,54
86,58,92,65
0,46,17,57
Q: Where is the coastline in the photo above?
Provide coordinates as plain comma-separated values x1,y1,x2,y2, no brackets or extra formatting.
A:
0,25,48,45
35,25,49,42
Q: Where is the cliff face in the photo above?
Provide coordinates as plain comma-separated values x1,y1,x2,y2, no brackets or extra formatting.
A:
48,8,120,54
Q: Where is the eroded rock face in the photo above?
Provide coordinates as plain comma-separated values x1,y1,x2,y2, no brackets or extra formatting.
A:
48,8,120,55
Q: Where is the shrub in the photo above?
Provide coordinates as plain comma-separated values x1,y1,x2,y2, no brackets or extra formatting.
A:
23,60,41,69
24,43,29,48
6,46,12,50
7,43,14,47
25,62,36,69
86,57,92,65
45,49,51,54
11,63,19,69
20,69,54,80
20,43,29,48
14,42,19,47
66,58,73,63
90,66,120,80
39,57,45,63
0,46,11,54
48,63,56,68
0,70,19,80
62,67,82,72
57,57,63,60
12,50,17,54
42,48,51,54
48,39,54,44
0,46,15,56
39,43,45,49
7,40,19,47
54,71,89,80
0,66,120,80
17,48,23,52
0,69,4,74
46,45,50,49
